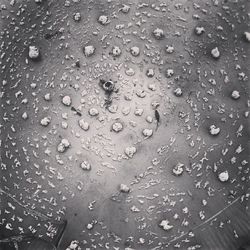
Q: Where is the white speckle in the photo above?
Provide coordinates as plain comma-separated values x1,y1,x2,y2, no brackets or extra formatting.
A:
172,163,184,176
159,219,173,231
146,115,153,123
195,26,205,35
62,95,71,106
78,119,90,131
125,68,135,76
199,211,205,220
174,87,183,97
57,139,70,153
120,184,130,193
142,128,153,138
62,113,68,119
125,146,137,158
166,69,174,78
66,240,80,250
130,205,140,212
40,117,51,126
28,45,40,59
146,68,155,77
119,4,130,13
244,31,250,42
108,104,118,113
80,161,91,171
61,121,68,129
130,46,140,56
209,78,216,85
182,207,189,214
153,28,164,39
173,213,179,220
235,145,243,154
112,46,122,57
136,89,146,98
124,93,132,101
139,238,145,244
211,47,220,58
112,122,123,132
216,25,223,31
151,101,160,109
73,12,81,21
30,83,36,89
218,170,229,182
122,106,131,115
241,160,248,166
209,125,220,136
6,223,13,230
202,199,207,206
86,223,93,230
88,108,99,116
166,45,174,54
10,0,16,6
22,98,28,104
98,15,109,25
22,112,28,120
134,108,144,116
231,90,240,100
84,45,95,57
148,83,156,91
44,93,51,101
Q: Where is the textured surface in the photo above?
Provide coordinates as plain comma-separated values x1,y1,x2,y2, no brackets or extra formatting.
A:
0,0,250,249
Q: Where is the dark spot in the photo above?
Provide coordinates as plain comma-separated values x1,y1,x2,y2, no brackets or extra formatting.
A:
155,109,160,123
44,33,54,40
75,60,80,68
44,31,59,40
104,97,112,108
100,79,115,94
124,240,131,247
71,107,82,116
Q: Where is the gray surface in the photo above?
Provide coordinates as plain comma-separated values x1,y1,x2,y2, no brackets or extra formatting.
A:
0,0,250,249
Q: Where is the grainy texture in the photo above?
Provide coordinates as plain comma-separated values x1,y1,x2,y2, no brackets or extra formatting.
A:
0,0,249,249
